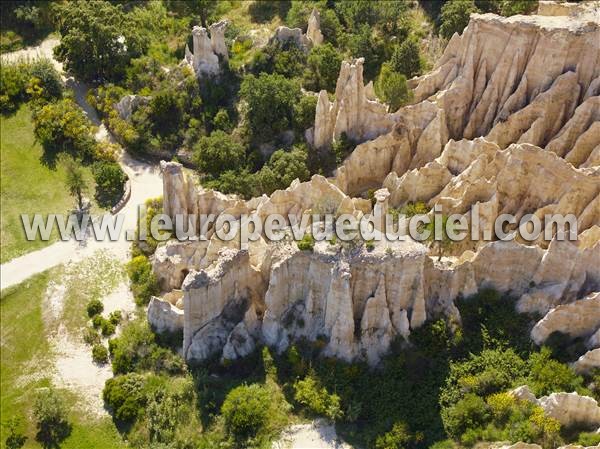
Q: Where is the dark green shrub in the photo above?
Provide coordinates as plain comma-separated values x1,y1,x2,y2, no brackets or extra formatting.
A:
439,0,479,39
293,95,318,133
52,0,146,82
92,344,109,364
193,130,246,178
101,320,116,337
390,39,422,78
92,314,105,329
221,384,271,439
92,161,127,208
126,255,160,306
303,43,342,93
86,299,104,317
374,63,412,112
103,373,147,422
443,393,489,438
240,73,302,143
109,310,122,325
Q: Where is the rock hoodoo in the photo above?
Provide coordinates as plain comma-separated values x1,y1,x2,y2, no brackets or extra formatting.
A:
184,20,229,77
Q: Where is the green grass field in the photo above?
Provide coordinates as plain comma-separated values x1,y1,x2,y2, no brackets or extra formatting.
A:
0,105,97,263
0,270,127,449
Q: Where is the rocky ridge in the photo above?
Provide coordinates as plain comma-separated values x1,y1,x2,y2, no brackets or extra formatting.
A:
148,4,600,367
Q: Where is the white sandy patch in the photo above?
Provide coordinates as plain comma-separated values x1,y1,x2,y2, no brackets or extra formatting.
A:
44,281,67,322
52,324,113,417
273,420,353,449
102,281,136,316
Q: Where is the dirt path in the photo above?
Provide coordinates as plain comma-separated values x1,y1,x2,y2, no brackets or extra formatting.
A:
0,38,163,290
273,420,353,449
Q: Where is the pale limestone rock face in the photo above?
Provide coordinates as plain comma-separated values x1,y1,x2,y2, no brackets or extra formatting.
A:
182,249,265,362
209,20,229,61
271,26,311,49
152,240,208,291
314,58,397,151
412,13,599,141
588,329,600,349
154,6,600,367
185,21,229,77
539,393,600,429
498,443,542,449
333,100,448,196
511,385,600,429
147,296,184,335
573,348,600,375
115,94,149,121
530,292,600,345
306,8,324,45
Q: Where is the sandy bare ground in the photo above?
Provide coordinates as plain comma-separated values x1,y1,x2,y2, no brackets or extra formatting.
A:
38,253,137,417
273,420,353,449
0,38,163,290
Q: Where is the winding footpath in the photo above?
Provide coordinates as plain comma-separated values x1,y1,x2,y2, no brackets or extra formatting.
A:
0,39,163,290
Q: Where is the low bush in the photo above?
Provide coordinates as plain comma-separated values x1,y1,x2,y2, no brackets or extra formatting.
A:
221,384,271,439
0,59,62,114
126,255,160,306
92,344,109,364
109,319,186,375
293,374,342,420
109,310,122,325
101,320,116,337
103,373,148,422
92,314,105,329
86,299,104,317
83,327,101,345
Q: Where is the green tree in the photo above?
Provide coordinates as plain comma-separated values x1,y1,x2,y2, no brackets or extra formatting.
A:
63,156,89,211
148,90,182,137
293,94,318,133
193,130,246,177
390,39,422,78
374,63,412,112
439,0,479,39
53,0,146,82
256,147,310,195
33,98,97,161
222,384,271,439
303,42,342,93
343,24,385,81
33,387,71,447
93,161,127,208
240,73,301,142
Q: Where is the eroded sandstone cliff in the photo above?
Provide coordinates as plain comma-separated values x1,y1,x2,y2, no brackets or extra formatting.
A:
149,5,600,367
